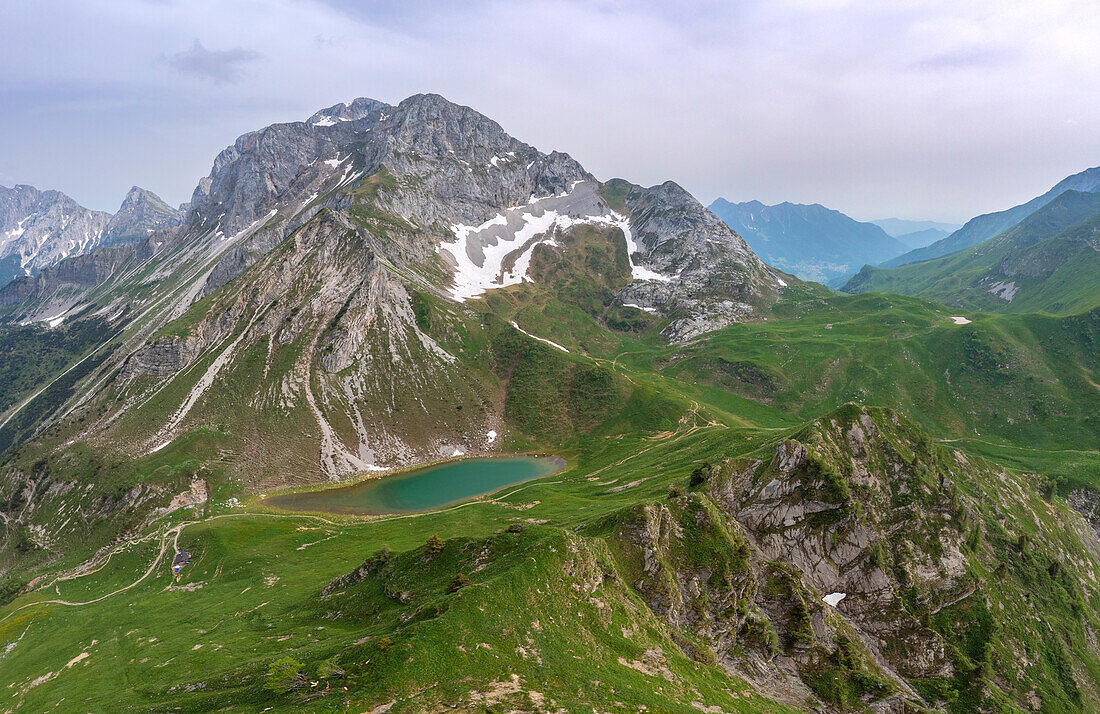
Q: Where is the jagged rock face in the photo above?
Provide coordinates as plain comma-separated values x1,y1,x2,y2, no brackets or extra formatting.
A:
192,94,782,342
307,97,389,126
1069,488,1100,540
0,184,111,282
186,98,390,238
102,187,183,246
0,240,152,310
615,492,915,709
363,93,592,227
115,209,492,483
616,181,785,341
612,406,1100,710
725,429,956,680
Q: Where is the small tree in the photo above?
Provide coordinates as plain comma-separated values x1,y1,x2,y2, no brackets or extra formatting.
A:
689,462,712,488
316,655,345,679
425,534,445,557
264,657,306,694
446,572,472,593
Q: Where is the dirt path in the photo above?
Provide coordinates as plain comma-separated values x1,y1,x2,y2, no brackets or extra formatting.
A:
0,522,183,623
1,397,725,623
936,437,1099,457
1,511,346,624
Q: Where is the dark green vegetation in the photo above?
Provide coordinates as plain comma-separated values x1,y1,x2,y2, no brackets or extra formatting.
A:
0,315,123,455
4,402,1096,712
844,190,1100,315
2,244,1099,711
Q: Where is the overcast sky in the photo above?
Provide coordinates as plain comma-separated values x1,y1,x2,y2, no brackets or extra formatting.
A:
1,0,1097,222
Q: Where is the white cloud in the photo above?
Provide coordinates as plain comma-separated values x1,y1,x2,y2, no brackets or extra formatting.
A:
163,40,260,84
0,0,1096,222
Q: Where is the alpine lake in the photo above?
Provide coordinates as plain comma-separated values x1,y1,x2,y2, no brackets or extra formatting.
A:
264,455,565,515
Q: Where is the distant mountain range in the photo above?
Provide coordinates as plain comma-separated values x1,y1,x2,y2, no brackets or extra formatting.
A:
0,184,183,288
869,217,962,239
844,188,1100,315
707,198,910,284
880,166,1100,268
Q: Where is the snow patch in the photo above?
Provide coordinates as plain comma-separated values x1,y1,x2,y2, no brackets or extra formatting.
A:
452,448,465,457
510,321,570,353
622,302,657,314
313,117,337,127
776,278,788,287
44,311,69,328
437,182,670,301
949,316,972,325
486,429,497,445
822,592,846,607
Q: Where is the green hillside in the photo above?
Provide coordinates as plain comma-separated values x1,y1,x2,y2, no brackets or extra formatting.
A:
843,191,1100,316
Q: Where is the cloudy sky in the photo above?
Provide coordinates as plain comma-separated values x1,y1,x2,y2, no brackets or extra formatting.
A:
1,0,1097,222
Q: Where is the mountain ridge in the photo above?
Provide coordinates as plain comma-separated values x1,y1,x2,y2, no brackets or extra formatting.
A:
708,197,907,284
0,183,183,289
842,189,1100,315
881,165,1100,268
1,93,1099,714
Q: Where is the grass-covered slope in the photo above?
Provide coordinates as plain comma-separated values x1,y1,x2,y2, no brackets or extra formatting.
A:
843,190,1100,316
610,293,1100,490
3,404,1099,712
879,165,1100,269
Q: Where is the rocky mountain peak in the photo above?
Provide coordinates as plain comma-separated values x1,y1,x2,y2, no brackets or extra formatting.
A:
307,97,389,127
103,186,183,246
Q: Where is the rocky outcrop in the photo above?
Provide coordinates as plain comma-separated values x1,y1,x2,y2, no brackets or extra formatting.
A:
1068,487,1100,540
307,97,388,126
615,180,787,341
1,93,791,485
119,336,202,379
186,98,390,237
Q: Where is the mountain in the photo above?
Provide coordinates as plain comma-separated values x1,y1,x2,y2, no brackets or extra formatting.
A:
882,166,1100,268
871,217,961,238
102,186,184,246
708,198,907,284
2,95,1100,713
0,185,111,285
893,227,951,249
843,189,1100,315
0,184,183,289
0,93,788,480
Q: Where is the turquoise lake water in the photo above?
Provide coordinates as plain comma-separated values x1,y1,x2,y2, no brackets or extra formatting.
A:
264,455,564,515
